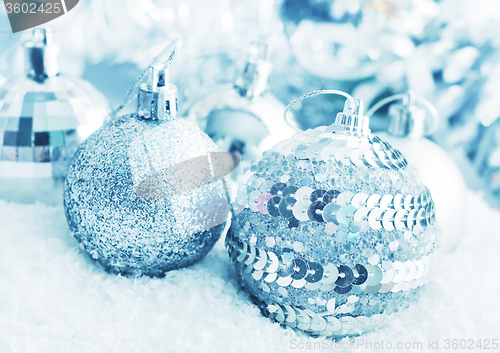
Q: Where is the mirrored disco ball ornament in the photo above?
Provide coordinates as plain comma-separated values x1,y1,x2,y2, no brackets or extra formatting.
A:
187,42,296,192
227,90,439,338
371,93,467,253
64,41,231,276
0,29,110,205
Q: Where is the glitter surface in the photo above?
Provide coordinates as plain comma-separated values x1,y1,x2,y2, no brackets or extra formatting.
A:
64,114,229,277
0,75,110,205
227,123,440,338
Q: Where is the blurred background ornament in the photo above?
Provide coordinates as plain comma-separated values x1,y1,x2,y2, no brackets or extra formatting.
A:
368,92,467,253
227,90,439,338
2,0,500,208
186,42,296,193
275,0,439,131
473,118,500,209
0,0,284,109
64,40,231,277
280,0,439,80
0,28,109,205
350,0,500,207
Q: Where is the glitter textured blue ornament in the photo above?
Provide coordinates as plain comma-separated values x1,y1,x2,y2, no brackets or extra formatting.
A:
226,91,439,338
64,42,230,276
0,29,109,205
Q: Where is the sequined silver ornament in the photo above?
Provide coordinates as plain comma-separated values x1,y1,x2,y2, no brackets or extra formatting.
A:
227,91,439,338
0,29,110,205
64,46,230,276
186,42,296,194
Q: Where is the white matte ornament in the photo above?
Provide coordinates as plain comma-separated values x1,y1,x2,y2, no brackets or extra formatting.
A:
379,134,467,253
368,93,467,253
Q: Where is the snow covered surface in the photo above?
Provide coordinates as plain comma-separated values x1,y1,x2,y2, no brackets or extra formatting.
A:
0,191,499,353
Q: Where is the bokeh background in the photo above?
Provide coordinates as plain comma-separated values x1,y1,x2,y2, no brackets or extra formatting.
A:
1,0,500,210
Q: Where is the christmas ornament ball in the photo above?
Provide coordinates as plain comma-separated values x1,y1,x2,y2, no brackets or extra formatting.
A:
186,42,296,196
0,29,109,204
378,136,466,253
187,42,295,161
372,92,466,253
64,114,229,276
64,54,230,277
227,95,439,338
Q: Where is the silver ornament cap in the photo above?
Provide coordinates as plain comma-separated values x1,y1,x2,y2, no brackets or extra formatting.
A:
388,94,427,139
235,42,273,99
24,28,59,83
367,92,439,140
138,62,178,121
334,98,371,137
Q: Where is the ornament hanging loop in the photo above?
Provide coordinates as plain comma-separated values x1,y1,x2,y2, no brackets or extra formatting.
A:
284,89,371,137
113,38,182,119
283,90,355,131
366,91,439,138
334,97,371,137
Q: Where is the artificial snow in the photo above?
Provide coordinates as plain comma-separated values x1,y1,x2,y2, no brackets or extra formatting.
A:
0,191,499,353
